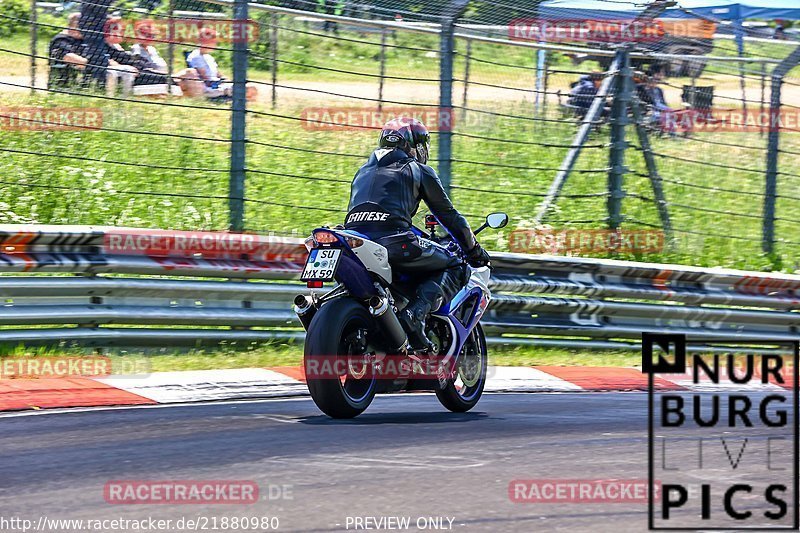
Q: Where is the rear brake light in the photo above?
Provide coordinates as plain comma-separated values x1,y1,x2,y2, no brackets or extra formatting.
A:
313,231,338,244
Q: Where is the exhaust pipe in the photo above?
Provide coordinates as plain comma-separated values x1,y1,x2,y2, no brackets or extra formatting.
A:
368,296,408,354
294,294,316,331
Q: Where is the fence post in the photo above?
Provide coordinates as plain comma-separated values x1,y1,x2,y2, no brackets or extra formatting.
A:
763,46,800,255
760,62,766,138
30,0,37,93
229,0,249,232
270,13,278,108
166,0,175,96
738,61,748,120
607,49,631,230
460,38,471,120
437,0,469,194
534,48,546,113
534,52,621,225
733,7,748,120
377,28,388,111
631,92,673,243
542,51,550,118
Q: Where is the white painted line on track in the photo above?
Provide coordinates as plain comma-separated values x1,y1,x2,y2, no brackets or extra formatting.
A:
94,368,307,403
484,366,584,392
0,395,317,418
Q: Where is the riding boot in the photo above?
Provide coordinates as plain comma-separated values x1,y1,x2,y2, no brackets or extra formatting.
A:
399,280,444,351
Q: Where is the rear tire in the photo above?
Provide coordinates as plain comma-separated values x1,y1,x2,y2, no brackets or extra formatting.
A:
304,298,377,419
436,324,488,413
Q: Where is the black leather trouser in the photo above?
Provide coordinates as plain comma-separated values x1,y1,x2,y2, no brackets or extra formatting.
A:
370,231,467,311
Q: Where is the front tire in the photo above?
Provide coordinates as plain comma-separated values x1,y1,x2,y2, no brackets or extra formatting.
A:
304,298,377,419
435,324,488,412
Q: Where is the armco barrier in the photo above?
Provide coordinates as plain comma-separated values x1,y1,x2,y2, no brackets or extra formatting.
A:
0,225,798,351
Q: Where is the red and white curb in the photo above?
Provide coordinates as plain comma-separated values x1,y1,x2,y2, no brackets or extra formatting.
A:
0,366,789,412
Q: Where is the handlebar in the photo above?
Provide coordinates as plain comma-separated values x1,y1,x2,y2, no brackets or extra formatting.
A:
412,225,464,257
415,211,508,260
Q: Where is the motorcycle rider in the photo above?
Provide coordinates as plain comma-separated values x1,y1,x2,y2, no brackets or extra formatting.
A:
345,117,491,350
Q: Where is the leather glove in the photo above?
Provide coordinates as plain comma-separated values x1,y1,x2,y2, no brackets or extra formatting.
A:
466,243,491,268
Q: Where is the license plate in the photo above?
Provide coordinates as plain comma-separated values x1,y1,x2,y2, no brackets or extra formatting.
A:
301,248,342,281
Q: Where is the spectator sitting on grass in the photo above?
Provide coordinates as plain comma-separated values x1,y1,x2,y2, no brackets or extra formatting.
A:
48,12,88,87
568,72,603,118
184,28,257,100
130,22,170,86
634,71,651,107
645,69,690,135
646,69,673,123
103,16,141,96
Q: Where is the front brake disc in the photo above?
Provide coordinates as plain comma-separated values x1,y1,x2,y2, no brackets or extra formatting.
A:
458,345,481,388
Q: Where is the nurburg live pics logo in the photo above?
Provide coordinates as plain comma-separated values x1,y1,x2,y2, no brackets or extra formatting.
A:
643,333,799,530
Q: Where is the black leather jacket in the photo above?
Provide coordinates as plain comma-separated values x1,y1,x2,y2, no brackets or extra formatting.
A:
346,148,477,253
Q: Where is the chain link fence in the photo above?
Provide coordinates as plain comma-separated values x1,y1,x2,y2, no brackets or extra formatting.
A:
1,0,799,270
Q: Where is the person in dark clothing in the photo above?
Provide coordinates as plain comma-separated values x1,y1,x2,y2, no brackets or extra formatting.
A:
774,22,787,41
644,69,677,133
74,5,143,91
78,0,113,87
48,12,88,87
567,72,603,118
647,83,670,113
634,71,652,106
345,118,491,350
317,0,345,33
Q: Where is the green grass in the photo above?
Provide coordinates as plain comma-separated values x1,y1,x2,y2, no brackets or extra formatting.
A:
144,343,304,372
0,342,641,372
1,21,799,369
1,85,796,271
130,346,643,371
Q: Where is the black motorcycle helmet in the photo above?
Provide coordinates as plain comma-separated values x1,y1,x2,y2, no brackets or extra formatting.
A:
378,117,431,164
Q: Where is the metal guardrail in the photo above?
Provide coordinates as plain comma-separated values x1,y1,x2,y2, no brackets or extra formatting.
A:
0,225,798,352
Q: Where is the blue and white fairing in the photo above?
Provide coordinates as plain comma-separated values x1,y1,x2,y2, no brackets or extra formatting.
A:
310,226,491,360
310,228,391,299
433,266,491,357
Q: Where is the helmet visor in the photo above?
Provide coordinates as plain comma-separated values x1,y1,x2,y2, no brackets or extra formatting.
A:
414,142,430,165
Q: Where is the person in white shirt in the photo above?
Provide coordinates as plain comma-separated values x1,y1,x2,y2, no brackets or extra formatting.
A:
131,23,167,75
184,28,257,100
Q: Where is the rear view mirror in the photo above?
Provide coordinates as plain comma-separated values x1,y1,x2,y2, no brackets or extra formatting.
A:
486,212,509,229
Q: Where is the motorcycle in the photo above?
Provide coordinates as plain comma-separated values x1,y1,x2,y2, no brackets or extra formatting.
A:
294,212,509,419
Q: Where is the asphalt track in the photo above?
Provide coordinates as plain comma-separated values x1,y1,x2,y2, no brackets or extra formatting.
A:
0,392,794,532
